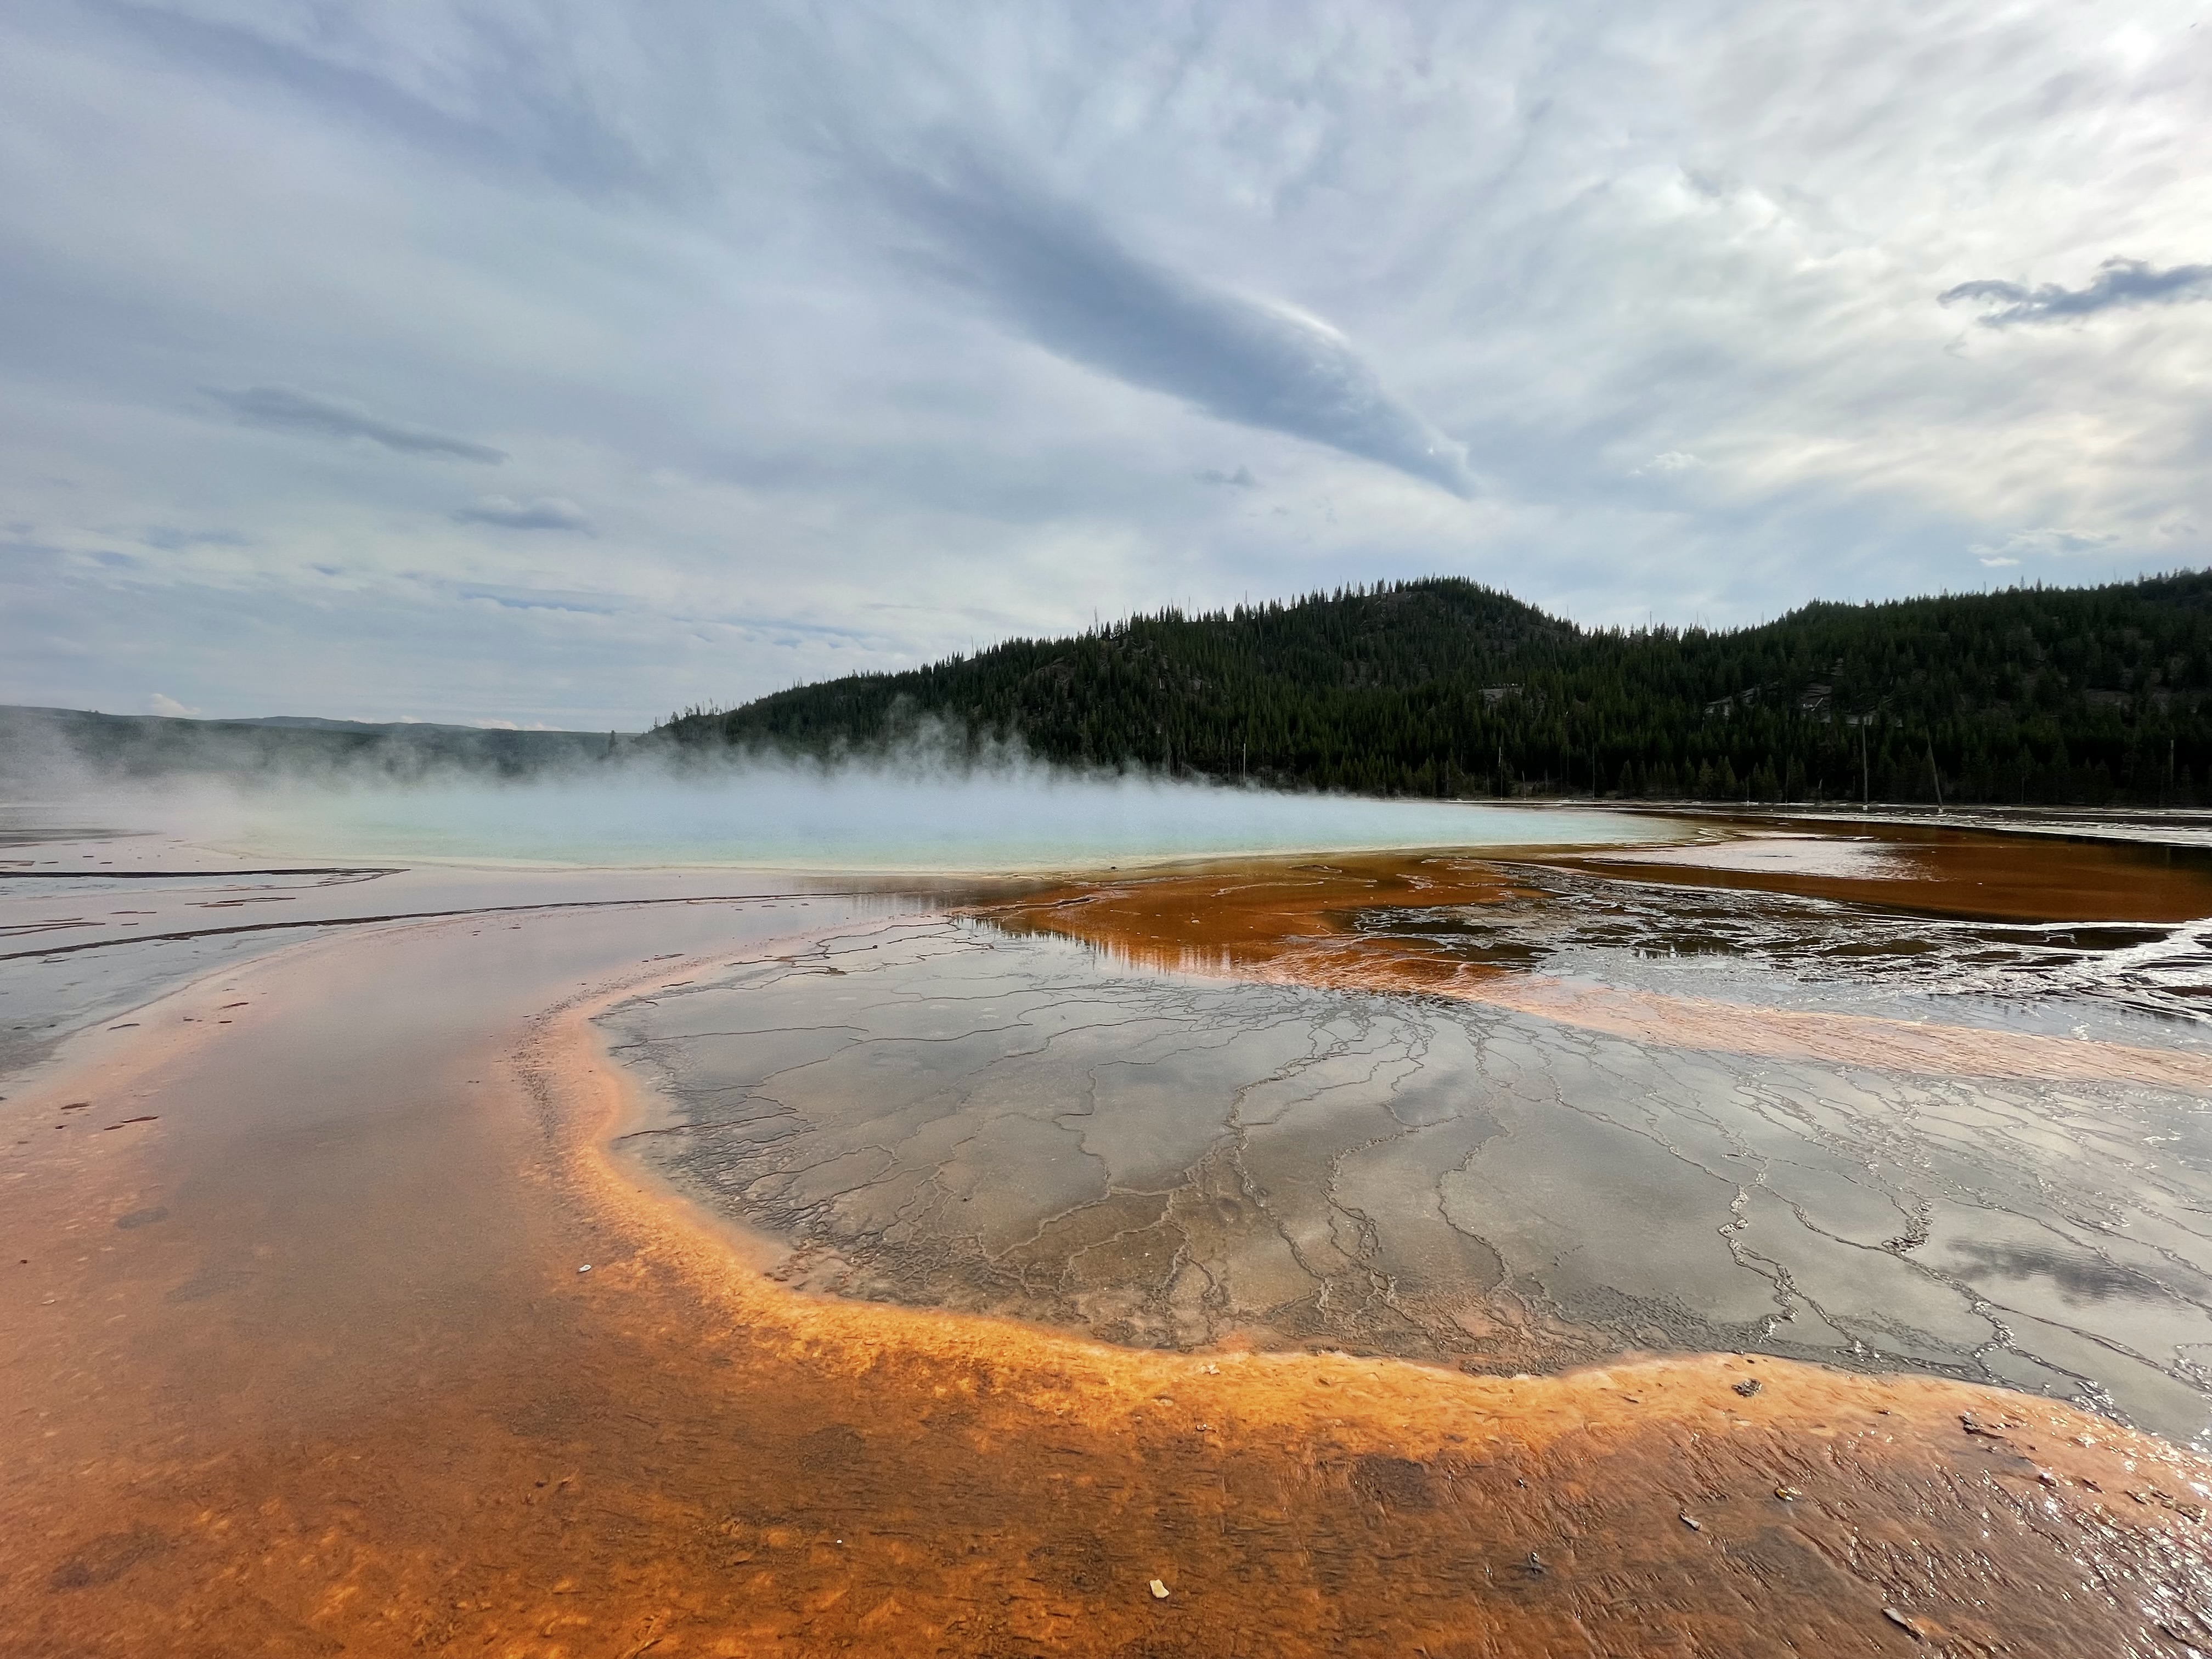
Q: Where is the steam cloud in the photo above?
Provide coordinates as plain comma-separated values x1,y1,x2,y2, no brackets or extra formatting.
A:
0,707,1624,872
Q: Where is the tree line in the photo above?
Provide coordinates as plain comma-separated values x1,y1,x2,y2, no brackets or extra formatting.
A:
658,572,2212,807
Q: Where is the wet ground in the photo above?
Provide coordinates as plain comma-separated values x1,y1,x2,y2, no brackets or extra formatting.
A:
5,811,2212,1655
0,826,954,1077
609,823,2212,1444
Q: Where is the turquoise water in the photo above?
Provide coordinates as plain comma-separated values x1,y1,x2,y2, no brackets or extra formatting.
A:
161,766,1672,872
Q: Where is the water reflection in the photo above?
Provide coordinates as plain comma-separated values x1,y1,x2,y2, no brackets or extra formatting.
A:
609,905,2212,1443
1946,1242,2172,1305
601,824,2212,1442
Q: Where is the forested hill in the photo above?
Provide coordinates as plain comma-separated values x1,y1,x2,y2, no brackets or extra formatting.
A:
659,573,2212,807
1,706,627,782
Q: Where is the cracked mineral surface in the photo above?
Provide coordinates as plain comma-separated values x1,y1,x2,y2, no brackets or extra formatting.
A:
607,826,2212,1445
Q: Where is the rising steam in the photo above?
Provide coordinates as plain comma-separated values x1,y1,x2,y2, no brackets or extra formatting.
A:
1,706,1634,872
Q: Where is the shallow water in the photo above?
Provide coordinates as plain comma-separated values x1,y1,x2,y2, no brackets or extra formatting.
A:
608,915,2212,1443
1380,865,2212,1031
607,825,2212,1445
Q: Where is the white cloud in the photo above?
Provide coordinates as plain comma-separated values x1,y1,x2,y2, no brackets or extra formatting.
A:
145,692,200,717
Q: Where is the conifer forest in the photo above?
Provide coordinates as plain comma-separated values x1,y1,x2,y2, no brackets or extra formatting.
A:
662,573,2212,807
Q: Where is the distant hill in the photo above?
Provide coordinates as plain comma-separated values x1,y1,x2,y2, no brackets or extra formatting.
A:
1,705,630,782
661,573,2212,807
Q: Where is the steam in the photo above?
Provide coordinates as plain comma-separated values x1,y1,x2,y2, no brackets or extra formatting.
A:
1,707,1638,872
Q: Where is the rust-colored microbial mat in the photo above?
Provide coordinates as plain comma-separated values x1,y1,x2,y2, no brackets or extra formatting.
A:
4,896,2211,1657
980,853,1537,986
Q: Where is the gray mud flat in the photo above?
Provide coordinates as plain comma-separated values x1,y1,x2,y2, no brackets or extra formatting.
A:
607,915,2212,1445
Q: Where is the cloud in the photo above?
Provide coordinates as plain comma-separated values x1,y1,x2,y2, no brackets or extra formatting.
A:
146,692,200,717
452,495,593,532
1197,466,1255,488
1977,556,2019,568
1970,527,2118,560
1939,258,2212,328
208,386,507,462
1632,452,1700,476
142,526,250,551
876,154,1474,497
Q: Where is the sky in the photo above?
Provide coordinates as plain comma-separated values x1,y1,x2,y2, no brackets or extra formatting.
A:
2,2,2207,730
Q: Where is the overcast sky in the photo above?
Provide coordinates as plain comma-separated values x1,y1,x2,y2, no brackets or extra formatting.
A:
2,2,2207,729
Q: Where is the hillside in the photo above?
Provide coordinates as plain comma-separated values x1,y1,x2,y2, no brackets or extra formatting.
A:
1,706,628,783
661,573,2212,807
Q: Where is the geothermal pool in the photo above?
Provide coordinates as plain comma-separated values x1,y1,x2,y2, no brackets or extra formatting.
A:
25,764,1651,870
